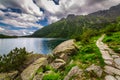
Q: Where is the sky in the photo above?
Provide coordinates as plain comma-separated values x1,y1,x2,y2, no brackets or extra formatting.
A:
0,0,120,36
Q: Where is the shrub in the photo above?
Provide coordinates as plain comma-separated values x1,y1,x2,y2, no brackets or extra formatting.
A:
0,47,29,72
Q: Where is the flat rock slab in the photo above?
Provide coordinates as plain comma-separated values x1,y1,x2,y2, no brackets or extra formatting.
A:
105,75,117,80
104,66,120,75
114,58,120,66
21,57,48,80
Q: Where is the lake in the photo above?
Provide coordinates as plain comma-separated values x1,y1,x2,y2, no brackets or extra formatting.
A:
0,38,66,55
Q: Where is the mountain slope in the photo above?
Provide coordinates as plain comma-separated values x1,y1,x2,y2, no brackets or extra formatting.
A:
32,4,120,38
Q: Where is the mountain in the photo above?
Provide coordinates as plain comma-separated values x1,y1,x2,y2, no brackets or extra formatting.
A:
32,4,120,38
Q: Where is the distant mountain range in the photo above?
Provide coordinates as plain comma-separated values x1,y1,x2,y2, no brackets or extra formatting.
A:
32,4,120,38
0,34,17,38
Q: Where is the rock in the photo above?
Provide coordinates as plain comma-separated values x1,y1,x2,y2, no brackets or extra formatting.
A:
21,57,48,80
114,58,120,69
0,71,18,80
115,76,120,80
105,75,117,80
51,59,66,69
64,66,83,80
104,60,113,65
53,39,78,61
100,51,113,61
20,54,45,72
104,66,120,75
112,55,119,58
33,74,43,80
86,64,103,77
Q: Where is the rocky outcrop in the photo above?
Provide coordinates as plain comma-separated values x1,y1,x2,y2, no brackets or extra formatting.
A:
21,57,48,80
53,39,78,62
64,66,83,80
0,71,18,80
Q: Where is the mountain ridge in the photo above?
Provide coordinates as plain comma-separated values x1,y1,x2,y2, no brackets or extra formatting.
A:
32,4,120,38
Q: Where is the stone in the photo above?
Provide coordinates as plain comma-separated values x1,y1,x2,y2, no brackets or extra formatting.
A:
104,66,120,75
105,75,117,80
21,57,48,80
53,39,78,61
112,55,119,58
33,74,43,80
114,58,120,69
114,58,120,65
104,60,113,65
64,66,83,80
115,76,120,80
86,64,103,77
100,51,113,61
0,71,18,80
51,59,66,69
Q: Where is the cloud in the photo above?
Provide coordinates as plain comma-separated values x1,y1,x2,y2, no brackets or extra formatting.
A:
0,0,43,16
0,0,120,35
0,27,4,31
34,0,120,23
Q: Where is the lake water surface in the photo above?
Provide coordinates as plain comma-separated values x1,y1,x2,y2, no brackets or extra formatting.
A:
0,38,66,55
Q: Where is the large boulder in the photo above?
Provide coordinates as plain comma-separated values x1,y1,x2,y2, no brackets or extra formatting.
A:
53,39,78,61
50,59,66,69
0,71,18,80
21,57,48,80
86,64,103,77
64,66,83,80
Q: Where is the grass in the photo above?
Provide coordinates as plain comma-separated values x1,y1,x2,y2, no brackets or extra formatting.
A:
103,31,120,53
72,36,105,69
42,71,61,80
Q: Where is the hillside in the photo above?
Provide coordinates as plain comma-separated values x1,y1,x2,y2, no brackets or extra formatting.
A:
0,34,17,38
32,4,120,38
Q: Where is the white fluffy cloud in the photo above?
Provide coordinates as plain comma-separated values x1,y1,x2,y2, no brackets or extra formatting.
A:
0,27,33,36
0,0,43,16
34,0,120,23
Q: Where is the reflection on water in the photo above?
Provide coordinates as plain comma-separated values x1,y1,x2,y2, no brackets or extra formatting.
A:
0,38,66,55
